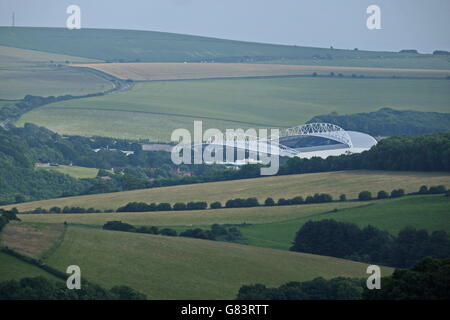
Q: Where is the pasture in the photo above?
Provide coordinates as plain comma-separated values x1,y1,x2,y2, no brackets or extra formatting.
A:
37,165,99,179
0,45,112,100
5,170,450,212
17,77,450,141
42,225,392,299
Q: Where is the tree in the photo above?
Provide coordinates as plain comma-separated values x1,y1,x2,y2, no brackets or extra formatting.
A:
173,202,187,211
291,196,304,205
264,197,275,206
358,191,372,201
390,189,405,198
210,201,222,209
363,258,450,300
339,194,347,201
418,185,429,194
377,190,389,199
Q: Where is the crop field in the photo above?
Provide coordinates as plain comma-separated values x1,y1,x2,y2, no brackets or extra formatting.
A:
4,170,450,212
0,45,112,100
17,77,450,141
37,165,99,179
40,225,392,299
75,62,450,81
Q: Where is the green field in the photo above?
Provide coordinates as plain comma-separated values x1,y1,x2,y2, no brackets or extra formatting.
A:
0,252,60,283
41,225,391,299
4,170,450,212
17,77,450,140
0,45,112,100
240,195,450,250
17,195,449,252
38,165,99,179
17,201,365,227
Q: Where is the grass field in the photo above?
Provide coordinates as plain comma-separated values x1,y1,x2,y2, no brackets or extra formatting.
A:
0,252,61,283
0,45,112,100
16,77,450,141
37,165,99,179
75,62,450,81
41,225,392,299
4,170,449,212
240,195,450,250
17,201,365,227
16,195,449,252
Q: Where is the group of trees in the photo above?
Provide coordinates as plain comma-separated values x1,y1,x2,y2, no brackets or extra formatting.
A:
358,185,447,201
308,108,450,137
237,258,450,300
116,201,207,212
102,221,243,242
237,277,362,300
2,117,450,205
0,276,146,300
280,132,450,174
0,208,21,232
291,219,450,268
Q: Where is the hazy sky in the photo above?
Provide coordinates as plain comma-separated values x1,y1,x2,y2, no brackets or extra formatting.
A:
0,0,449,53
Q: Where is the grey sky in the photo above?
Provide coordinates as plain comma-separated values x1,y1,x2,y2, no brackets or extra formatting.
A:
0,0,449,53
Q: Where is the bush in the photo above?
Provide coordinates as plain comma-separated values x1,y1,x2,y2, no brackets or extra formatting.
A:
429,185,446,194
377,190,389,199
390,189,405,198
339,194,347,201
264,197,275,206
173,202,187,211
291,196,304,205
358,191,372,201
157,203,172,211
418,185,429,194
210,201,222,209
159,228,177,236
103,221,135,232
277,198,291,206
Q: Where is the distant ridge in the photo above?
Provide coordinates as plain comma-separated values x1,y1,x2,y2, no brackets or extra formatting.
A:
0,26,440,67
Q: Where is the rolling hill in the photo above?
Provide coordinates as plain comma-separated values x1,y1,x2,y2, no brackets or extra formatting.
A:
0,45,112,99
4,170,449,212
42,225,392,299
2,26,449,69
16,77,450,141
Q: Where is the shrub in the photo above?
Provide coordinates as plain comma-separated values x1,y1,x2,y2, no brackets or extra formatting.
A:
429,185,447,194
291,196,304,205
173,202,187,211
277,198,291,206
210,201,222,209
418,185,429,194
264,197,275,206
358,191,372,201
377,190,389,199
339,194,347,201
159,228,177,236
103,221,135,232
157,203,172,211
390,189,405,198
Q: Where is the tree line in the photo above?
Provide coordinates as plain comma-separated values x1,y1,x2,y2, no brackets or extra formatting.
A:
102,221,243,242
308,108,450,137
21,184,447,214
291,219,450,268
236,257,450,300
